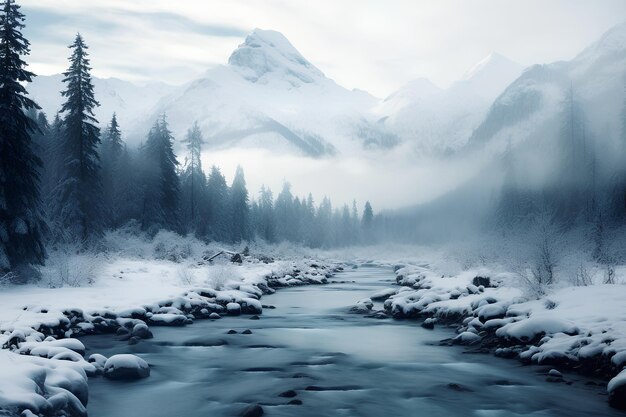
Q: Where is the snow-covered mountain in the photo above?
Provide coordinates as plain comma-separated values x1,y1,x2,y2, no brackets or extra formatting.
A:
467,22,626,151
377,52,524,154
142,29,396,157
28,75,174,133
26,24,625,161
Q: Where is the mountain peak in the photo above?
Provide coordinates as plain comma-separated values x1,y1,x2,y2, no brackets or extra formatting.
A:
462,52,521,81
574,21,626,62
228,28,324,85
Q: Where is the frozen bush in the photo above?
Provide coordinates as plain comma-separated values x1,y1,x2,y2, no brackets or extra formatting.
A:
40,245,104,288
206,264,241,290
151,231,194,262
574,263,593,286
177,266,196,286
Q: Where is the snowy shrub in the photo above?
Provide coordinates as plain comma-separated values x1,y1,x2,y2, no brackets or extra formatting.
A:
573,263,593,286
604,262,616,284
151,231,202,262
40,245,104,288
177,266,196,286
101,221,150,258
206,264,241,290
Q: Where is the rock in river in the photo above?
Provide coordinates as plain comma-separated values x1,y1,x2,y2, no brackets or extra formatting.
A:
103,354,150,380
240,404,263,417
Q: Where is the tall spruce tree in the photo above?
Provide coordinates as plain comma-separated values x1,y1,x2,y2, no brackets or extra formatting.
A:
362,201,374,242
206,165,229,241
100,113,123,227
55,33,102,242
41,113,63,205
141,117,180,232
229,166,250,242
180,122,206,234
256,185,275,242
0,0,46,277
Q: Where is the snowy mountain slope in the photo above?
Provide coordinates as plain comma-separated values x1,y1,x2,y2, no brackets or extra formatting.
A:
467,22,626,151
142,29,396,157
378,53,524,154
28,74,175,133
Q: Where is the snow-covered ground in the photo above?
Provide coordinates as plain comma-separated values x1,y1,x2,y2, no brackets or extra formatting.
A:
2,235,626,413
0,230,339,416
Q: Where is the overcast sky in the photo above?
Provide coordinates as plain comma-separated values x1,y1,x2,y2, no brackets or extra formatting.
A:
20,0,625,97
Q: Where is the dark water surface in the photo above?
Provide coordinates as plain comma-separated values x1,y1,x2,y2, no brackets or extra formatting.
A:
83,267,619,417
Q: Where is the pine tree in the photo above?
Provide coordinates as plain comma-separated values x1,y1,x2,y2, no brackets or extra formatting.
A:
41,113,63,205
54,33,102,242
362,201,374,242
316,197,333,247
180,122,206,234
303,193,316,246
351,200,360,243
100,113,123,227
275,182,295,241
555,85,587,224
141,116,179,232
101,113,123,165
257,185,276,242
206,165,229,241
229,166,250,242
0,0,46,278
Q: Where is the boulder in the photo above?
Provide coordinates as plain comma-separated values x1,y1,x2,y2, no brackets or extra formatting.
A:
453,331,481,345
240,404,263,417
608,370,626,410
421,318,436,329
88,353,107,374
103,354,150,380
472,276,491,287
227,303,242,316
131,323,153,339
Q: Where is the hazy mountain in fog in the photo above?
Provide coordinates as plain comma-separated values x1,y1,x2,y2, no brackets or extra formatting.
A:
26,24,625,162
28,74,175,133
377,52,524,154
468,22,626,151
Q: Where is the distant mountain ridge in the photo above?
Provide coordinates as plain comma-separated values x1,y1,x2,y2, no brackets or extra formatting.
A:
467,22,626,151
26,23,626,160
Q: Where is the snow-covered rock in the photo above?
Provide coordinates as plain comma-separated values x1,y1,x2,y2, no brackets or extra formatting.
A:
349,298,374,314
103,354,150,380
454,331,481,345
0,350,88,416
608,369,626,409
226,302,242,316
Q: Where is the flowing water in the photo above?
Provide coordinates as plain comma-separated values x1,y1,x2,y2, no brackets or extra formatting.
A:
83,266,619,416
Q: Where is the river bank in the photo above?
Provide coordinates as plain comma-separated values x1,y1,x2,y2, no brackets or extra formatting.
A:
0,248,339,417
350,262,626,410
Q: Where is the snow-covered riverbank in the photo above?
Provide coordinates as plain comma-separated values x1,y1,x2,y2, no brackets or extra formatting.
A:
0,234,340,417
352,262,626,409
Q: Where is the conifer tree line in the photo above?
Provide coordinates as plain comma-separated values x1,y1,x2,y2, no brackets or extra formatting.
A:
494,84,626,236
0,1,376,280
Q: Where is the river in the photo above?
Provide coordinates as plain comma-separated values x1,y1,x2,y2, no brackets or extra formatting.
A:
83,266,619,416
